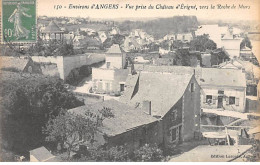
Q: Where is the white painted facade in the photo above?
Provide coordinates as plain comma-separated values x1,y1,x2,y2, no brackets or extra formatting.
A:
176,33,193,42
201,86,246,112
195,25,223,48
221,38,242,58
105,53,126,69
92,68,129,95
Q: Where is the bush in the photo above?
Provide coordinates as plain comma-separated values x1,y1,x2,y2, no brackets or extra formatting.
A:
133,144,163,162
73,146,129,162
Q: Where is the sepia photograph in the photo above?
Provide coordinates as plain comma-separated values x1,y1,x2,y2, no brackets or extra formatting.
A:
0,0,259,162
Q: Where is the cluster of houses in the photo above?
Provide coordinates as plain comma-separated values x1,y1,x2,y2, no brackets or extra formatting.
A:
37,20,256,66
56,42,258,157
122,29,155,52
2,17,259,161
38,20,119,50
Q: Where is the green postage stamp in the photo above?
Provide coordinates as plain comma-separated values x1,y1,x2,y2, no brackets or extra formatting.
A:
2,0,37,43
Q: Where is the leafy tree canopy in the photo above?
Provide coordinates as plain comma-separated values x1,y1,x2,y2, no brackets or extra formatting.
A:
28,39,74,56
43,107,114,159
240,36,252,50
0,71,84,153
190,34,217,52
174,49,191,66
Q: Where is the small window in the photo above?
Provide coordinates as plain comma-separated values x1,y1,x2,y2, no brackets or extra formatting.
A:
120,84,125,92
171,128,177,141
206,95,213,104
191,83,194,92
218,90,224,94
229,96,235,105
235,98,239,106
106,62,111,69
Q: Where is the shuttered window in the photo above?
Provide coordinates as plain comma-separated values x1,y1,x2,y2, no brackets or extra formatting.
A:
235,98,239,106
212,96,217,104
226,97,229,105
171,128,177,141
203,95,207,103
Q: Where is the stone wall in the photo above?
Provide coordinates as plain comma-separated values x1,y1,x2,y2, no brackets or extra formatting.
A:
31,53,105,80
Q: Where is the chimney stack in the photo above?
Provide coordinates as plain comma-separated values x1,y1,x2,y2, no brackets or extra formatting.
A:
143,100,151,115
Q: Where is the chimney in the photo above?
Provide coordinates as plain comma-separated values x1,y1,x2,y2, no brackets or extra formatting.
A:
143,100,151,115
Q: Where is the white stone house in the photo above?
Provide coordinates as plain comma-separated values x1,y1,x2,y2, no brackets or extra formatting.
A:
200,68,247,112
176,33,193,42
92,44,129,95
104,44,126,69
92,68,129,95
132,65,247,113
221,34,242,59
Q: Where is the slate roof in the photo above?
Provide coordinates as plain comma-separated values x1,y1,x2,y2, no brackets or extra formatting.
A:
200,68,246,87
68,99,158,136
120,72,193,117
106,44,122,54
42,21,63,33
30,146,60,162
129,37,142,49
133,65,247,88
219,59,260,80
124,37,142,51
133,64,195,74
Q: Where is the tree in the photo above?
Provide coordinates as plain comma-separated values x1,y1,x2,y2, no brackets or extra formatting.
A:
160,40,170,50
174,49,191,66
240,36,252,50
28,40,74,56
114,34,125,45
190,34,217,52
245,138,260,162
43,107,114,159
171,40,184,49
0,72,84,153
210,48,230,66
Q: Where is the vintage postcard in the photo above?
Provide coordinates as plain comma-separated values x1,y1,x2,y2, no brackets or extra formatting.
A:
0,0,259,162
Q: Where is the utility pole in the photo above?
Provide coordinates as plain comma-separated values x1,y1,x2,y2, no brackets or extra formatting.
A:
225,126,230,145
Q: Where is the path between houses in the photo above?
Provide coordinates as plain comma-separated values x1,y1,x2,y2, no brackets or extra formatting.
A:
73,75,119,101
74,75,93,93
168,139,208,161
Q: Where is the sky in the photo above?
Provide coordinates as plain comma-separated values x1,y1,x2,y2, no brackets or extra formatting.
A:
37,0,260,21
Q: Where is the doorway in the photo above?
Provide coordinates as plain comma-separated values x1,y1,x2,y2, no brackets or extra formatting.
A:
217,96,223,108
